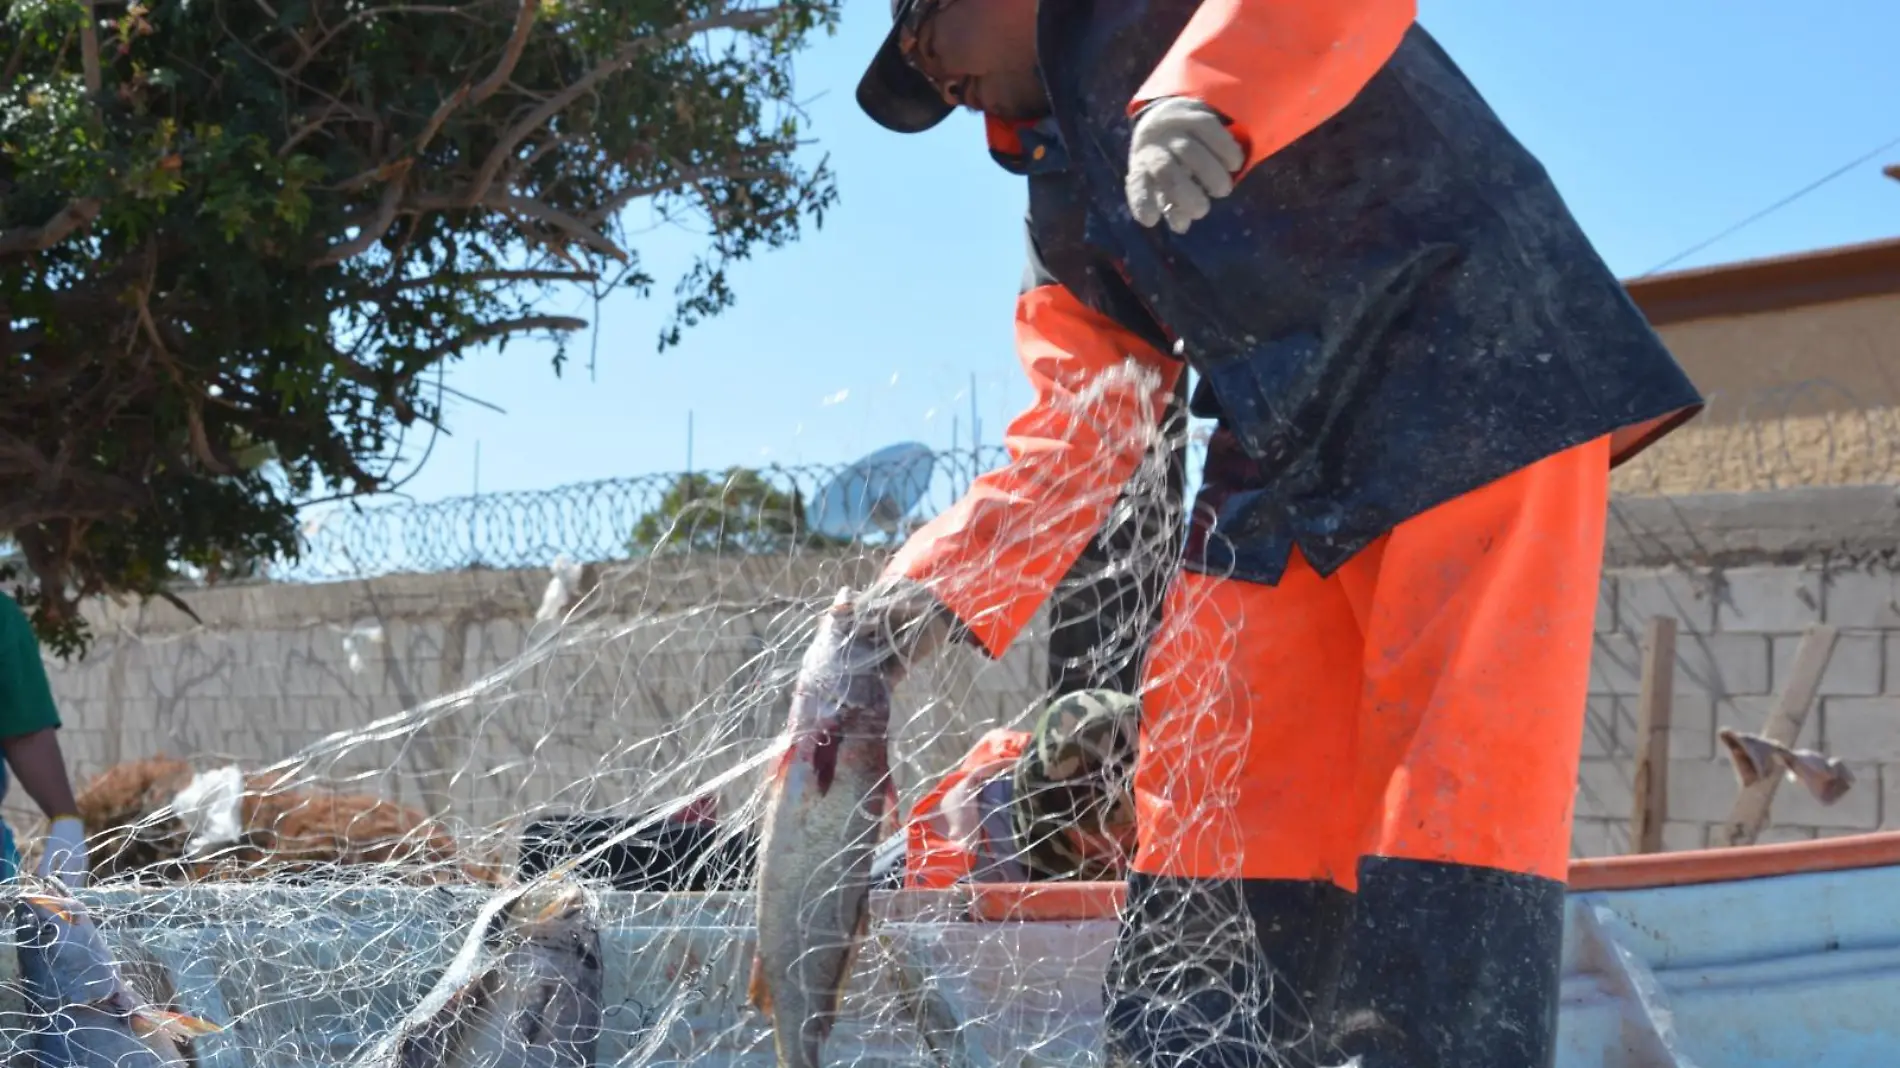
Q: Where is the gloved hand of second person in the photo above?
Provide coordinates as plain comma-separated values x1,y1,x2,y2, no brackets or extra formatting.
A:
1125,96,1246,235
34,815,88,889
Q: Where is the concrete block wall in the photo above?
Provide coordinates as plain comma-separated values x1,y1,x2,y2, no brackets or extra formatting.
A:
17,553,1051,853
1574,560,1900,857
17,485,1900,866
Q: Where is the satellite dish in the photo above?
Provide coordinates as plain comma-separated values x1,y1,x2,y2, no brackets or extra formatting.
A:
805,442,936,541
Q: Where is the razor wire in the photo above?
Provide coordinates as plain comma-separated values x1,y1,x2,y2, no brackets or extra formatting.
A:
234,377,1900,587
5,368,1900,1067
275,447,1019,585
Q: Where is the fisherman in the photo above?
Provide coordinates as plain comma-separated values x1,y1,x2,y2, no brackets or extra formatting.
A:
810,2,1708,1067
0,591,88,888
897,689,1140,889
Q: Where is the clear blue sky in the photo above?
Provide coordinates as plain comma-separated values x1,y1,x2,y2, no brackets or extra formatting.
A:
379,0,1900,506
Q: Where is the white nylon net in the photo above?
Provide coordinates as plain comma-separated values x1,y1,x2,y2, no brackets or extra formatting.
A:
5,353,1894,1067
1,361,1203,1068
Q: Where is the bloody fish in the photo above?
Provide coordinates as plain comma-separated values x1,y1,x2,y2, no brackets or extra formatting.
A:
749,588,898,1068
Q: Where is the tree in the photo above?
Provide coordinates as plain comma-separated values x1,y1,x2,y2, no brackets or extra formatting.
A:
629,467,843,555
1,0,837,655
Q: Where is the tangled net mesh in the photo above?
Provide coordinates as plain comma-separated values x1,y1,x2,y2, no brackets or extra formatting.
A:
4,347,1898,1066
0,362,1209,1067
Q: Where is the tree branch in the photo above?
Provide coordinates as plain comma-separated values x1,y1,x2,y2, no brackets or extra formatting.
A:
469,0,537,105
185,399,235,475
0,442,145,531
290,5,484,75
406,190,628,261
585,161,784,226
410,314,587,363
313,162,411,266
278,101,351,158
393,268,598,289
490,194,629,261
414,85,470,156
331,356,420,426
126,282,237,476
79,0,100,96
517,133,578,174
0,200,103,257
461,4,787,207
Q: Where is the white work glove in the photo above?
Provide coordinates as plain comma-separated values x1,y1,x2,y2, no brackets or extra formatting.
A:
841,578,957,688
35,816,88,889
1125,96,1246,235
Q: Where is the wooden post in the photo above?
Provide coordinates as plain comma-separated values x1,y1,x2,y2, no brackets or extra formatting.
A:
1629,616,1677,854
1715,622,1839,848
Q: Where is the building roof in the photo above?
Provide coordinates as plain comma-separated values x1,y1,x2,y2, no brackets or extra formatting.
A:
1623,235,1900,326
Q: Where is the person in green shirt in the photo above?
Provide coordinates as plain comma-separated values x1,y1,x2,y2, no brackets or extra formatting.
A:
0,592,87,886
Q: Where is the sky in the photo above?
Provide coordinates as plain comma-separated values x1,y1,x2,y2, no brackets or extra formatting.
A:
374,0,1900,507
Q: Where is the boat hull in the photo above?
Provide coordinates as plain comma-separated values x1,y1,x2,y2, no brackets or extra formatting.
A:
3,834,1895,1067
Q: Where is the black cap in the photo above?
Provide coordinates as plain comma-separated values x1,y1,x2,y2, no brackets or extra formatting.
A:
855,0,956,134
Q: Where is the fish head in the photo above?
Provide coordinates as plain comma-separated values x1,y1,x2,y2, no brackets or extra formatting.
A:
16,873,88,921
503,876,601,950
477,876,604,1052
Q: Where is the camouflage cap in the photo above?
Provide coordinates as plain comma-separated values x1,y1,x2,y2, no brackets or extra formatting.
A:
1010,689,1142,880
1029,689,1141,784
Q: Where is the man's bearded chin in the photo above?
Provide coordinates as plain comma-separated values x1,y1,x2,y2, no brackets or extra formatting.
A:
984,97,1052,122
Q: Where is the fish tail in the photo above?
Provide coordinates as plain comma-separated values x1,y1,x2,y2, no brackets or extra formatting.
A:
131,1007,223,1039
746,952,774,1015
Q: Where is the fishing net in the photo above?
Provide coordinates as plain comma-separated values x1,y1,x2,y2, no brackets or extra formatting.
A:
0,360,1188,1067
4,348,1898,1067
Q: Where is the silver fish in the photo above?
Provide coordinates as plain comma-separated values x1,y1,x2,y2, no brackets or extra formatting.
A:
1719,727,1856,805
363,876,603,1068
13,875,220,1068
749,589,898,1068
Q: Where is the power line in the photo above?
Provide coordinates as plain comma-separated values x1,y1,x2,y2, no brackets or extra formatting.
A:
1635,132,1900,279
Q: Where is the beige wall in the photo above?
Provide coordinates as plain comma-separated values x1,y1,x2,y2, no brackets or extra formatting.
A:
1656,292,1900,420
22,540,1900,866
19,554,1052,858
1614,292,1900,497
